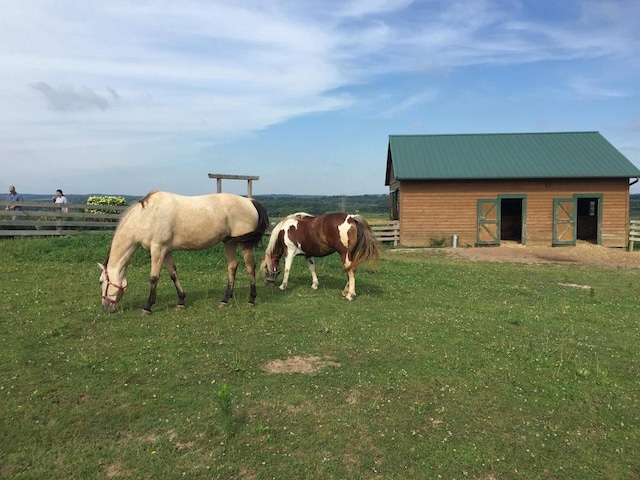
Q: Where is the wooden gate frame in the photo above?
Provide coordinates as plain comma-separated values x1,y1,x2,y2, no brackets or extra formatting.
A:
477,195,527,246
208,174,259,198
477,198,500,246
553,198,576,245
553,194,603,246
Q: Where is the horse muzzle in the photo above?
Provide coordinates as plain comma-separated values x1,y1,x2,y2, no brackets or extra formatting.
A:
264,268,280,286
102,300,117,313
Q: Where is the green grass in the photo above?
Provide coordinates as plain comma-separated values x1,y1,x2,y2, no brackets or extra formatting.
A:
1,235,639,479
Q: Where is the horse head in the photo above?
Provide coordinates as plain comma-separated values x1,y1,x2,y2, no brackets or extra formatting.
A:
261,253,281,286
98,263,128,312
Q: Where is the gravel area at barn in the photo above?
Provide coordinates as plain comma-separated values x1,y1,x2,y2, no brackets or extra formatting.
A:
390,241,640,269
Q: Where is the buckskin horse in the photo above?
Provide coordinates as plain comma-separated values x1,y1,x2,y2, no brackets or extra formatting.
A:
99,191,269,315
261,212,380,300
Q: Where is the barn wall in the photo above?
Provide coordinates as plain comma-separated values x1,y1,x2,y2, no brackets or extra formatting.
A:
397,178,631,247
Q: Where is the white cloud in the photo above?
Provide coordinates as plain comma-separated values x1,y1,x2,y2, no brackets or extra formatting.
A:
379,89,439,118
30,82,112,112
0,0,638,195
569,77,626,99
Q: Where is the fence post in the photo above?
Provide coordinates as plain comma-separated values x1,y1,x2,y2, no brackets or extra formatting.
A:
629,220,640,252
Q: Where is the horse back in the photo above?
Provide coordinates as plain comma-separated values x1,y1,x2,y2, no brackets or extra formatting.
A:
283,213,348,258
123,191,266,250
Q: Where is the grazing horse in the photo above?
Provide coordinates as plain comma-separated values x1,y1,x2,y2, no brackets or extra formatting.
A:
99,191,269,315
261,212,380,300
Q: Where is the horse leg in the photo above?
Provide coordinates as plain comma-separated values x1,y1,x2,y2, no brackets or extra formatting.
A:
306,256,319,290
279,250,295,291
220,241,239,307
340,253,356,300
240,245,257,307
342,269,357,301
143,249,166,315
163,252,186,311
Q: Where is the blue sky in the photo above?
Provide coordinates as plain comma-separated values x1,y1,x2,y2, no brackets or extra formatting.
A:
1,0,639,196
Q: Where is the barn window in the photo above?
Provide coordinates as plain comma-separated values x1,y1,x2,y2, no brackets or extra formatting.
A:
389,190,399,220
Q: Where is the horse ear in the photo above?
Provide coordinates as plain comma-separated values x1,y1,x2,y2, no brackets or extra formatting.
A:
98,263,106,271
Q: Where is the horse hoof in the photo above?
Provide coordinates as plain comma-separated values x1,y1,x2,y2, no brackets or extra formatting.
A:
246,302,255,308
311,285,319,291
175,305,185,311
218,302,228,308
141,309,153,316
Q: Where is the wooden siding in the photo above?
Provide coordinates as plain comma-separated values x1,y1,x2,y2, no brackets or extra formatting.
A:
397,178,631,247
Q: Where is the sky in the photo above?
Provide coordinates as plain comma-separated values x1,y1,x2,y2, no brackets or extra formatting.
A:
1,0,639,196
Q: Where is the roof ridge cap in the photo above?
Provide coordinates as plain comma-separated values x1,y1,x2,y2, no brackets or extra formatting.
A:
389,131,600,138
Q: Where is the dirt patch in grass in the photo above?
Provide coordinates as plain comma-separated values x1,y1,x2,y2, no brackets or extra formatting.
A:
263,355,340,374
105,462,132,478
390,241,640,269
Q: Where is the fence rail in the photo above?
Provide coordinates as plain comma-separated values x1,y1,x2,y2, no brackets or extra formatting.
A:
630,219,640,252
369,220,400,246
0,202,127,237
1,202,401,244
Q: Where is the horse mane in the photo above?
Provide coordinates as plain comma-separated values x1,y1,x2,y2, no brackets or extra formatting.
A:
264,217,286,256
265,212,311,255
111,192,154,235
139,191,158,208
102,248,111,266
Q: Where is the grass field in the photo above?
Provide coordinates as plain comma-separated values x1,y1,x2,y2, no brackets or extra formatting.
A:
1,235,639,479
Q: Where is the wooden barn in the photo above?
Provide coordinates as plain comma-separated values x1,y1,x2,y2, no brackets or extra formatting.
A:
385,132,640,248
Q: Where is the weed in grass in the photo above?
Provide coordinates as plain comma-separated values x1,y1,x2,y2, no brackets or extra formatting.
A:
216,383,234,438
428,236,448,247
226,350,249,373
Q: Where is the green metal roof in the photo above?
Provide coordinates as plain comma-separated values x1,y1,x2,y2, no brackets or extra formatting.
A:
387,132,640,182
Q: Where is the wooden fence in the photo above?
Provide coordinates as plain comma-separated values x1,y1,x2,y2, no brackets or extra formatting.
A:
0,201,127,237
0,202,401,245
630,219,640,252
369,220,400,246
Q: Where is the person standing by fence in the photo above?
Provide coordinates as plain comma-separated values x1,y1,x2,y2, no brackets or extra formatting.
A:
5,185,24,220
53,189,68,213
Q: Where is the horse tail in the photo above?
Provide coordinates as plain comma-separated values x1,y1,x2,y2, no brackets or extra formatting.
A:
232,199,270,249
348,215,380,271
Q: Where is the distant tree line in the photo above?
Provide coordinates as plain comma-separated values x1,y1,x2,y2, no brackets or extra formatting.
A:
631,193,640,219
253,194,389,218
18,193,390,219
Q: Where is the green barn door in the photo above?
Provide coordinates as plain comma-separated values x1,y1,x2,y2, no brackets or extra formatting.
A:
477,198,500,245
553,198,576,245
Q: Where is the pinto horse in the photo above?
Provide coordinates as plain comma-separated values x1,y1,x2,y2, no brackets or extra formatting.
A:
261,212,380,300
99,191,269,315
